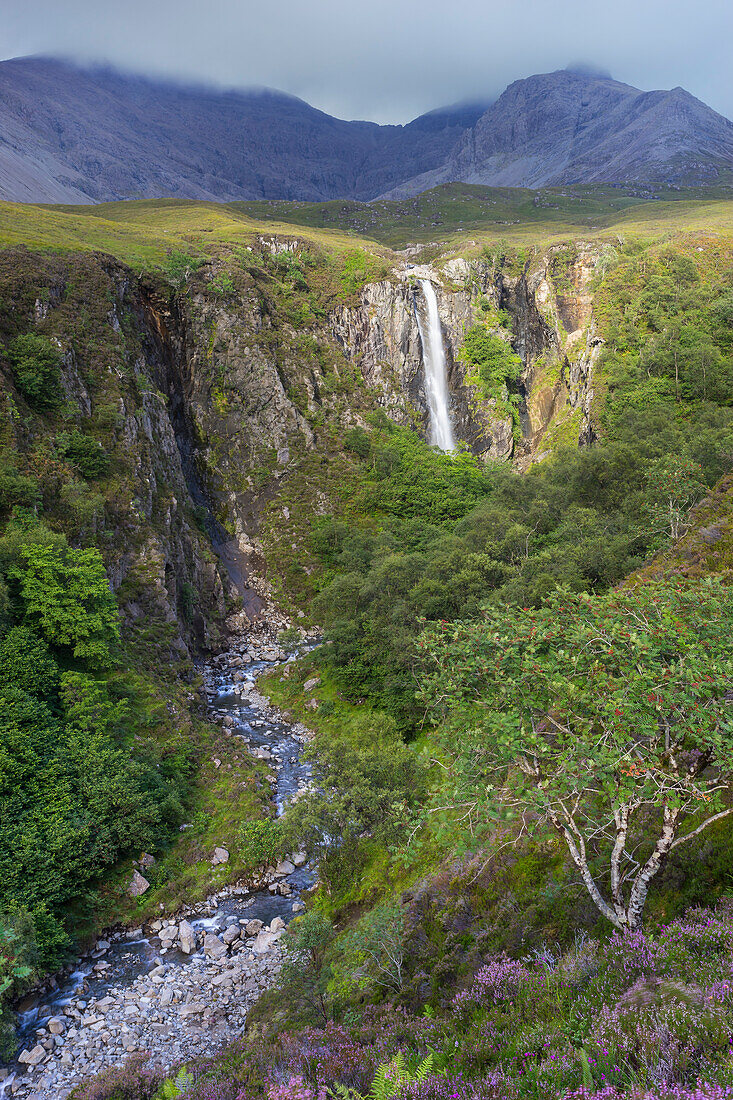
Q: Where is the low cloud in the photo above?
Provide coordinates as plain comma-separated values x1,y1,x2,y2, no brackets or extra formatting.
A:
3,0,732,123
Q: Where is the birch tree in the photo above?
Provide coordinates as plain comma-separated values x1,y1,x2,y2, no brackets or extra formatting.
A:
418,578,733,930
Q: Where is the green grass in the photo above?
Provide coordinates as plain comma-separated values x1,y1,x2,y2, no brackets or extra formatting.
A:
0,198,388,270
231,182,733,249
2,185,733,271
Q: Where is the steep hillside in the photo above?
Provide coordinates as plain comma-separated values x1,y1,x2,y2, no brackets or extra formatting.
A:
0,57,486,204
2,201,733,1098
1,59,732,205
385,69,733,196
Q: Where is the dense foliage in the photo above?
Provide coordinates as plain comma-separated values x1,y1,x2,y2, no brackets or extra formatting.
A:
0,517,184,979
419,578,733,928
308,242,733,729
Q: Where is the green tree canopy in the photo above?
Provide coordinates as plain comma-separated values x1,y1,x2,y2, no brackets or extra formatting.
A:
419,578,733,930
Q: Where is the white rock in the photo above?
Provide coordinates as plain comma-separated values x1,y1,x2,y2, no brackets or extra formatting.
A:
212,847,230,865
178,920,196,954
128,870,150,897
252,931,277,955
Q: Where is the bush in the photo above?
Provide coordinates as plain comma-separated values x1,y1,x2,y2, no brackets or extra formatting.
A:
238,818,289,873
4,333,64,410
56,431,110,479
0,625,58,699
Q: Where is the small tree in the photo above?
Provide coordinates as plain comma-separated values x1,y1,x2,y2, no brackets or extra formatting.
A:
280,912,334,1022
419,578,733,930
340,901,407,995
642,455,706,544
5,333,64,410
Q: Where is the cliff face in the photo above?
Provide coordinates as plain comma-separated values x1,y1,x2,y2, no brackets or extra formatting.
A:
0,250,229,660
0,239,602,644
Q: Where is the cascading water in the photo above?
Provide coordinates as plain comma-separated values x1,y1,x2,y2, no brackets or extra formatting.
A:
416,279,455,451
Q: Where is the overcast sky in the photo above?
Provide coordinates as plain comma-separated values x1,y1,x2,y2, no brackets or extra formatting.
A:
2,0,732,124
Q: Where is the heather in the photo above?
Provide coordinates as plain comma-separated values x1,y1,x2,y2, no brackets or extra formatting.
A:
74,901,733,1100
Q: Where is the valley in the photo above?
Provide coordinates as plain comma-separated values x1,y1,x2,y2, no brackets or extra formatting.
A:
1,188,733,1100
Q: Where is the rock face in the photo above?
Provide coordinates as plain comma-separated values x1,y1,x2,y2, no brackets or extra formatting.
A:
0,240,600,671
382,69,733,196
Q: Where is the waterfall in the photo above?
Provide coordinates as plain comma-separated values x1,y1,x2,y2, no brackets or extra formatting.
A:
416,279,455,451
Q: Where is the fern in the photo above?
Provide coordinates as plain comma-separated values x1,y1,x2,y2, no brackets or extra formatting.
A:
156,1067,192,1099
329,1051,436,1100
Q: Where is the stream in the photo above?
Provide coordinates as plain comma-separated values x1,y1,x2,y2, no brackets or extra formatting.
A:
0,633,315,1100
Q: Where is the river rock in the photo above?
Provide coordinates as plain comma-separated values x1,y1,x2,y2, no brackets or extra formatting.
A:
178,919,196,954
252,930,277,955
128,870,150,896
47,1016,66,1035
203,933,228,959
292,851,307,867
18,1044,47,1066
275,859,295,876
221,924,240,945
245,919,263,936
269,917,286,933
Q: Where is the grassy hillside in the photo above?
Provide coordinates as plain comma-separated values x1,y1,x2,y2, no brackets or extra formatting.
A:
1,184,733,269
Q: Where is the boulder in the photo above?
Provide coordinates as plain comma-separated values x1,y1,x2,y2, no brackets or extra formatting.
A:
252,930,277,955
269,917,286,933
245,919,264,936
46,1016,66,1035
178,920,196,954
212,847,230,865
275,859,295,877
222,924,240,945
203,933,228,960
18,1044,47,1066
303,677,320,692
292,851,307,867
128,870,150,897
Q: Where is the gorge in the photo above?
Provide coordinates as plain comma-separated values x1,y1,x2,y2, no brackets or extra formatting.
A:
1,189,733,1100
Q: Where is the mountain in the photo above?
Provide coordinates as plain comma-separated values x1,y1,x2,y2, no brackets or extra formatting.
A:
383,69,733,195
0,59,731,205
0,57,488,204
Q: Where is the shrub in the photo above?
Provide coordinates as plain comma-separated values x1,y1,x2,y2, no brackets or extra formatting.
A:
5,333,64,410
56,430,110,479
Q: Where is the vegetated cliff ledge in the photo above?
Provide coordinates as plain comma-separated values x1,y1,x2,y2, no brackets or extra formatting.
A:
0,237,602,650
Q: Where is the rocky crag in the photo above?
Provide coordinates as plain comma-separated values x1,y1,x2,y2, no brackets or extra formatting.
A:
0,239,602,642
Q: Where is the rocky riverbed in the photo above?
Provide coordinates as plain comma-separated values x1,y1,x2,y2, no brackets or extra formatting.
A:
0,628,316,1099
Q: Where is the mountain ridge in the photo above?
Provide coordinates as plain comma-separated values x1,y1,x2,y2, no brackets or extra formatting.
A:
0,58,732,205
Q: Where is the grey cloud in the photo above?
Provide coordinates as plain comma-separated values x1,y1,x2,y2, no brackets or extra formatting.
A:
2,0,732,123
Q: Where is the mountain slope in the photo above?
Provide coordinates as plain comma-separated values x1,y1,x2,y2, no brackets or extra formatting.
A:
0,57,487,204
382,69,733,195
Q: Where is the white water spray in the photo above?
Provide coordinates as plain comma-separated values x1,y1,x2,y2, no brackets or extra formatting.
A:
416,279,455,451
